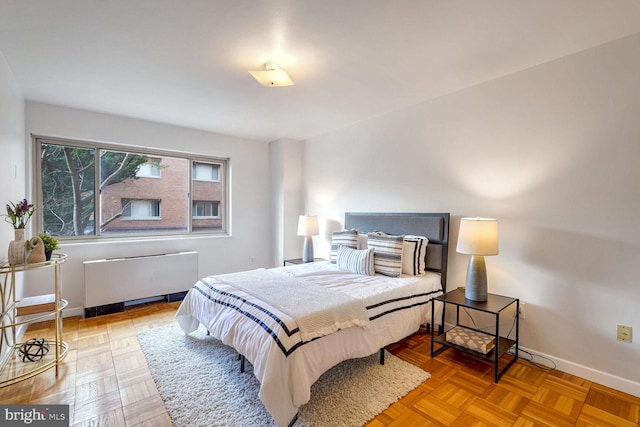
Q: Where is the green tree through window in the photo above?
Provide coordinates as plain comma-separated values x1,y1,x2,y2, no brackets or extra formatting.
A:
40,143,147,236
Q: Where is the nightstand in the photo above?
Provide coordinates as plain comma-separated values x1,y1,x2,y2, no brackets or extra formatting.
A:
283,258,324,266
431,287,519,382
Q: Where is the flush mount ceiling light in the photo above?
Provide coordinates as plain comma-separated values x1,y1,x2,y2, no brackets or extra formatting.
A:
249,62,295,87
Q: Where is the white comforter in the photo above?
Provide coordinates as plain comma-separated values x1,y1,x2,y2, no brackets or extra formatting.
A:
214,268,370,341
175,261,442,427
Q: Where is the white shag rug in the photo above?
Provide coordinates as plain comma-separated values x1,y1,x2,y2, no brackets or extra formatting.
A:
138,323,429,427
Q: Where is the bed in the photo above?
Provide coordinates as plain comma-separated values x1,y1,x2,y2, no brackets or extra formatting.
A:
175,212,449,427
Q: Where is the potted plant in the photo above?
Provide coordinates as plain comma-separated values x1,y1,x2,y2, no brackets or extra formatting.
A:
38,233,60,261
5,198,35,265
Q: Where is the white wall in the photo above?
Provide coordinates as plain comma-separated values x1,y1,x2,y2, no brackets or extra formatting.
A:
0,52,25,295
24,102,272,314
0,53,25,358
269,139,303,267
302,34,640,396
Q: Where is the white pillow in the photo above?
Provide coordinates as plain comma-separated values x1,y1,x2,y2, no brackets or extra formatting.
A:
402,235,429,276
367,232,404,277
336,246,375,276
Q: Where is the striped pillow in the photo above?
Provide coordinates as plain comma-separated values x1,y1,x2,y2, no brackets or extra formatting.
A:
330,229,358,263
402,235,429,276
367,232,404,277
357,233,368,249
336,246,375,276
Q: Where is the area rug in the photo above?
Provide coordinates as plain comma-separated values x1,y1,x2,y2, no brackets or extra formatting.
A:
138,323,429,427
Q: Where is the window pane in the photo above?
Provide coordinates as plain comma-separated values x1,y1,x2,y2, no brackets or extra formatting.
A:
101,151,188,234
136,158,161,178
40,143,96,236
122,199,161,219
192,161,224,231
193,162,219,181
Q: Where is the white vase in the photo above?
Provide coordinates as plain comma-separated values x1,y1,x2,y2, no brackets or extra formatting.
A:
8,228,26,265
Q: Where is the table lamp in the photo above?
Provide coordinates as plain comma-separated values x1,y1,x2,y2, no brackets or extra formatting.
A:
297,215,319,263
456,217,499,301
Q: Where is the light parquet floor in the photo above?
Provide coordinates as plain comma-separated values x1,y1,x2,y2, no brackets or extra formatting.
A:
1,301,638,426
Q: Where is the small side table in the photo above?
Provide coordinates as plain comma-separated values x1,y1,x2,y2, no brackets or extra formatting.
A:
431,287,519,382
283,258,324,266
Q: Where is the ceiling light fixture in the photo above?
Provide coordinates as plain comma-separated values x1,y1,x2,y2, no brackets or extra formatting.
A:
249,62,295,87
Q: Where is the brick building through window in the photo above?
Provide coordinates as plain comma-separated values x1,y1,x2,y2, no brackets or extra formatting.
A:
100,157,224,233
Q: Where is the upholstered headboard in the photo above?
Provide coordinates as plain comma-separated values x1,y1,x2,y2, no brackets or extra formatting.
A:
344,212,450,291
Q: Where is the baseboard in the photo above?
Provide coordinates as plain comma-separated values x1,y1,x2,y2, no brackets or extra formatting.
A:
84,302,125,318
83,291,188,318
515,346,640,398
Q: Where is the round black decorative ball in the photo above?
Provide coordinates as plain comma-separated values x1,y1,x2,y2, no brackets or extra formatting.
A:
18,338,50,362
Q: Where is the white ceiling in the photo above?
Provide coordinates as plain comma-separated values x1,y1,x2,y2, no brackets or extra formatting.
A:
2,1,640,142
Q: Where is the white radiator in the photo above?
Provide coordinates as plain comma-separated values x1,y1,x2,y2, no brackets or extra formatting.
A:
83,251,198,307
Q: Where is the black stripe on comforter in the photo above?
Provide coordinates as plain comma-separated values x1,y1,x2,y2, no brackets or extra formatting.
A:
193,279,441,357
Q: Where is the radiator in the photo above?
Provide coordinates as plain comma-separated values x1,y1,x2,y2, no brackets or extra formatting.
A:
83,251,198,308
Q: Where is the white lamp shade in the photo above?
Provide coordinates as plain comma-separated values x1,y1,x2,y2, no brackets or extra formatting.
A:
456,218,499,256
297,215,319,236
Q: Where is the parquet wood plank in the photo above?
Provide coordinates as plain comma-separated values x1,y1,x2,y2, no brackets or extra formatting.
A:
112,350,149,376
576,404,639,427
529,376,589,421
413,394,464,425
29,361,76,397
462,398,519,426
121,393,168,426
366,401,409,425
386,407,437,426
75,375,119,403
521,400,582,427
450,412,494,426
73,390,123,425
483,383,531,415
109,335,142,357
430,381,477,411
446,369,494,395
73,407,126,427
117,367,159,407
585,383,640,423
131,412,173,427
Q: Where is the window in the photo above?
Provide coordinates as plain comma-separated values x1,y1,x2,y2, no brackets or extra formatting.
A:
35,136,228,239
136,158,162,178
192,201,219,218
193,162,219,181
122,199,161,219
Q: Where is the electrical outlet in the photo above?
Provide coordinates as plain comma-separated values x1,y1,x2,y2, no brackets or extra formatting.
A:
617,324,632,343
519,302,526,320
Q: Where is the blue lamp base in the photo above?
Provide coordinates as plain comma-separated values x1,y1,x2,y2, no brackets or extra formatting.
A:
302,236,314,263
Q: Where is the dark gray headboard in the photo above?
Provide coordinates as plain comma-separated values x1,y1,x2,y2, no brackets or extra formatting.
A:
345,212,450,291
